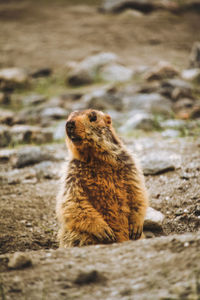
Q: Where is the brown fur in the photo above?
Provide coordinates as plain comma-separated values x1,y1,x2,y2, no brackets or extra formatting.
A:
56,109,148,247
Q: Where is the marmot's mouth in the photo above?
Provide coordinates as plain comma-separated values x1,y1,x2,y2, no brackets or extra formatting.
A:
69,134,82,143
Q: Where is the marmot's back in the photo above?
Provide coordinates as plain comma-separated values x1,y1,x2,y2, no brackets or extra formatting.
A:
56,109,148,247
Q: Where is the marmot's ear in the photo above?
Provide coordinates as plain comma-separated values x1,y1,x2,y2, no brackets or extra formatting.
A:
104,114,112,126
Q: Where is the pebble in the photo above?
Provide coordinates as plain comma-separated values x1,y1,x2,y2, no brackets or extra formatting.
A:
8,252,32,269
144,207,165,231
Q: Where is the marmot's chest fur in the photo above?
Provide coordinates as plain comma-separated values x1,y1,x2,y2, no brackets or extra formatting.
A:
68,158,130,221
56,109,148,247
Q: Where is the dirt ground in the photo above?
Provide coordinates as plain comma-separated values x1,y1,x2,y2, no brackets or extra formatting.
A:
0,1,200,299
0,0,200,70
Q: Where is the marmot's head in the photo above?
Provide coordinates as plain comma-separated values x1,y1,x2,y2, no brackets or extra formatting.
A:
65,109,121,161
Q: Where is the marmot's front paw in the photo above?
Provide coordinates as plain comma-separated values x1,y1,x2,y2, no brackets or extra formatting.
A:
129,223,143,240
92,226,116,244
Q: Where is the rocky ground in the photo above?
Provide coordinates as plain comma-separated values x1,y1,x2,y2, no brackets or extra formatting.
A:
0,0,200,299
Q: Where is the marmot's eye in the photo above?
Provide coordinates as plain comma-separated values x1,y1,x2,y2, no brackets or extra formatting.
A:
89,112,97,122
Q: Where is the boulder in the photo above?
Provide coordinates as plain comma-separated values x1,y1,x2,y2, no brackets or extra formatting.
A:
41,107,67,120
118,111,155,133
160,79,192,101
161,129,180,138
123,93,173,116
11,146,56,168
144,61,179,81
22,94,47,106
99,63,133,82
141,152,180,175
81,89,123,111
10,125,53,145
67,52,118,86
0,68,28,91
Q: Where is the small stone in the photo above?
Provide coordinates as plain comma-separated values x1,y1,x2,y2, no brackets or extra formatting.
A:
74,270,106,285
8,252,32,269
0,109,15,125
31,68,52,78
144,207,165,231
0,149,16,161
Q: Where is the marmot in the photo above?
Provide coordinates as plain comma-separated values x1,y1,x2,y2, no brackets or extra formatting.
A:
56,109,148,247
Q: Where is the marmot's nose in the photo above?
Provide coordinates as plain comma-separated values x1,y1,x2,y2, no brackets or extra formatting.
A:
66,121,76,134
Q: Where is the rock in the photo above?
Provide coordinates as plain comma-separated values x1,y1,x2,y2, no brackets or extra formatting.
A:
8,252,32,269
67,52,117,86
100,0,200,14
0,68,28,91
0,125,11,147
0,109,15,125
144,207,165,231
160,119,186,129
53,120,66,141
11,146,56,168
41,107,67,119
182,68,200,83
160,79,192,100
100,0,157,13
34,161,60,180
145,61,179,81
174,98,194,112
141,152,178,175
161,129,180,138
123,93,173,116
74,270,106,285
81,89,123,111
0,149,16,162
31,68,52,78
99,63,133,82
10,125,53,145
118,111,155,133
0,92,10,104
190,105,200,119
189,42,200,68
23,94,47,106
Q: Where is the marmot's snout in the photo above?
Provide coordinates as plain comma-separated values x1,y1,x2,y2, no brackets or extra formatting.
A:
66,120,82,143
